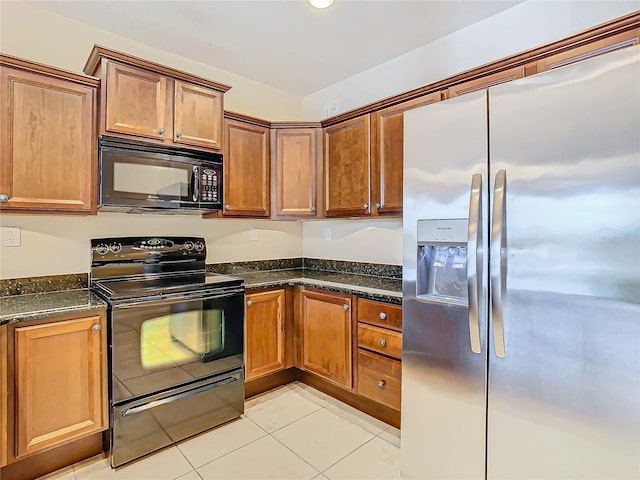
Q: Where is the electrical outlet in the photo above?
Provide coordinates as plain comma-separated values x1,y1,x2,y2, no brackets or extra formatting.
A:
2,227,21,247
324,227,332,240
325,101,338,117
250,228,259,241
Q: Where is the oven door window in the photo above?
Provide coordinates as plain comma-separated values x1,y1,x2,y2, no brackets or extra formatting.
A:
112,293,244,401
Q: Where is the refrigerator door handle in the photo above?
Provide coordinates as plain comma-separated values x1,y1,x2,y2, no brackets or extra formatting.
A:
491,169,507,358
467,173,483,354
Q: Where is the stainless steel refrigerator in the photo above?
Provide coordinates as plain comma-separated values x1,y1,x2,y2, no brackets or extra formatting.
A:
401,45,640,479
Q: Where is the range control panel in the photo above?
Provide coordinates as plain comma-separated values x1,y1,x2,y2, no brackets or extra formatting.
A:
91,237,206,262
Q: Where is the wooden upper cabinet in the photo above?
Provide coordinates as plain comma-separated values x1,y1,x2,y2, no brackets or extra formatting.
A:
223,116,270,216
0,57,98,214
84,46,230,152
371,93,441,216
446,65,524,98
273,127,320,217
300,289,353,389
105,61,167,140
14,313,107,459
245,289,285,380
534,28,640,74
174,80,223,149
324,114,371,217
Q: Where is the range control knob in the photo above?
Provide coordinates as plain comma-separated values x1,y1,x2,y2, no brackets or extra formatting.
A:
194,241,205,252
109,242,122,254
95,244,109,255
183,241,194,251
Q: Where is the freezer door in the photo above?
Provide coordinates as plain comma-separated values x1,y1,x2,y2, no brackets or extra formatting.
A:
402,90,489,479
488,46,640,479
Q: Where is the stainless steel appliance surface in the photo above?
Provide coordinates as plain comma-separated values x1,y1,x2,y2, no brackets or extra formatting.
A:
99,136,223,213
91,236,245,468
402,46,640,479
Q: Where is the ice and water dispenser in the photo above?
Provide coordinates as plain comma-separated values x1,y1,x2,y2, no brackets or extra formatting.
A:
416,219,469,306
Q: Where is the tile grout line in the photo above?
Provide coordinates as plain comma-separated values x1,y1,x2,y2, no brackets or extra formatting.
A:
181,431,268,472
318,434,380,476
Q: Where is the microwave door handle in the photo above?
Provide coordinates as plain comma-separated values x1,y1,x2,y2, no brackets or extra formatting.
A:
192,166,200,202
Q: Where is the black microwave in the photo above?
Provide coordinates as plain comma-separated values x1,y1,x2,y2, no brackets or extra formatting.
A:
98,136,223,212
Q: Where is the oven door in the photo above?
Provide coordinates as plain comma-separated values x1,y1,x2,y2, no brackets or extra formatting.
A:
110,288,244,403
112,368,244,467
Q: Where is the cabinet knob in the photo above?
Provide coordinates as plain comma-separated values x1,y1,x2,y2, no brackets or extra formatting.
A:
224,204,230,210
176,131,183,138
92,324,101,332
377,380,386,388
343,304,349,311
246,300,252,306
379,312,387,320
158,128,165,134
310,207,316,212
363,203,369,209
379,339,387,347
0,194,8,203
375,202,382,209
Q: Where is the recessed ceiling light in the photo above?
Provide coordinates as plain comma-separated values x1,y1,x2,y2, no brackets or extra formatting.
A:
308,0,334,9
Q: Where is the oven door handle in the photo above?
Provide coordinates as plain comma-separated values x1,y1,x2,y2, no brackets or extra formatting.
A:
113,288,245,308
121,374,240,417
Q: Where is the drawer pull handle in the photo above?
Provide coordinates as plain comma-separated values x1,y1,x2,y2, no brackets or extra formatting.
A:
379,312,387,320
377,380,385,388
379,339,387,347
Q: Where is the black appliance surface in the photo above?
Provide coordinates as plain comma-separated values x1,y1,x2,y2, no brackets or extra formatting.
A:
98,136,223,212
90,236,245,468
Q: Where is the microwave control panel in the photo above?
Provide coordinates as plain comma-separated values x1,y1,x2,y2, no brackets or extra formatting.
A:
201,168,219,203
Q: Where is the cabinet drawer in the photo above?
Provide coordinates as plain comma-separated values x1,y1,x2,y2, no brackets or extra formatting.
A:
357,349,401,411
357,299,402,331
358,323,402,359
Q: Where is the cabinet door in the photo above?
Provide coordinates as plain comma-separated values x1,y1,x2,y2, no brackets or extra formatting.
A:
301,290,353,389
174,80,223,150
0,68,96,213
371,93,441,216
445,65,524,98
223,118,270,216
245,289,285,380
324,115,371,217
14,315,107,458
105,61,167,140
274,128,319,217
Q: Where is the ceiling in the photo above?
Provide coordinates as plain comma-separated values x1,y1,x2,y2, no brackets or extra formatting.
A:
28,0,523,96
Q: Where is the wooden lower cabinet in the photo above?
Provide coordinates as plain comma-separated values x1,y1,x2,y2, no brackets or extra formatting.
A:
245,289,285,380
0,326,7,468
11,312,108,460
357,349,401,411
300,289,353,389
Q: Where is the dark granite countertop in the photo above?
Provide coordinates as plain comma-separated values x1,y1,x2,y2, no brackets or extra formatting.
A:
0,289,107,327
234,269,402,305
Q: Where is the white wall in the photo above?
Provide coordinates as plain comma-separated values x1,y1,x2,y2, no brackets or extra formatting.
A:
302,1,640,119
0,1,306,280
299,0,639,266
0,214,302,279
303,219,402,265
0,1,303,120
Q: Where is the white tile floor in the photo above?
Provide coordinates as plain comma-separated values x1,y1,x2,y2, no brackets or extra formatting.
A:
39,382,401,480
